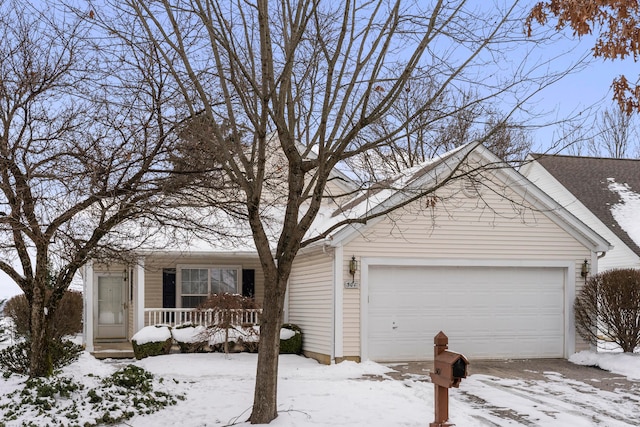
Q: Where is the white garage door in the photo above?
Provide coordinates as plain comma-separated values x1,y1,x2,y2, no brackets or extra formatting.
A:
367,265,565,361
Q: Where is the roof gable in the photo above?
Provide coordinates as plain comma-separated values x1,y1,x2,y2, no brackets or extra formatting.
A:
320,143,610,252
529,154,640,257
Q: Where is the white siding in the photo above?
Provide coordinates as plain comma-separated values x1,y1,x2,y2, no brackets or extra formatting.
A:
289,247,334,359
341,179,590,358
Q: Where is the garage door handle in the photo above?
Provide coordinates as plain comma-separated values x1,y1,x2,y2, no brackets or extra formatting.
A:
392,322,398,329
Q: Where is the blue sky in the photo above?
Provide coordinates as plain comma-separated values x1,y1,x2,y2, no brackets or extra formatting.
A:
522,23,639,153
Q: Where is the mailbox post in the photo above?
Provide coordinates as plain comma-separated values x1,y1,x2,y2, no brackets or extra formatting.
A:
429,331,468,427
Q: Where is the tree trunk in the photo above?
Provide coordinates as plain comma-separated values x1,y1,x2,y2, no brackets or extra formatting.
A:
249,276,287,424
29,278,52,377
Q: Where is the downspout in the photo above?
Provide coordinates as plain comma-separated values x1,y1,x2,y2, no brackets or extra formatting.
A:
592,251,607,277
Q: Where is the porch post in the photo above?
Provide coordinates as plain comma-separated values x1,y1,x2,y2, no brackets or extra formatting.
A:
135,257,145,333
84,261,94,352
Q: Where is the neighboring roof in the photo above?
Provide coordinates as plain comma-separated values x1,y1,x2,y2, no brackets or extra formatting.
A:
529,154,640,257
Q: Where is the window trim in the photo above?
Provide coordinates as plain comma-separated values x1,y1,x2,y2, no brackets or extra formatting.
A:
176,264,242,308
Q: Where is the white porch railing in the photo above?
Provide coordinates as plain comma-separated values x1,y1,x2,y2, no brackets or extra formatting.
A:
144,308,262,328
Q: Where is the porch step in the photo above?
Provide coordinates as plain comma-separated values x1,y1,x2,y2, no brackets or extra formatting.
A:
91,349,136,359
91,350,135,359
91,342,135,359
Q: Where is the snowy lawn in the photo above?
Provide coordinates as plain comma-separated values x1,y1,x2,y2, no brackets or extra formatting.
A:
0,347,639,426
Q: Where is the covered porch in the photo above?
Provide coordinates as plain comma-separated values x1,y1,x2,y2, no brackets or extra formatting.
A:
83,253,265,355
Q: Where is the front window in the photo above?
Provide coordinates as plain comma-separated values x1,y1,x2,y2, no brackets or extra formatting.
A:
179,266,240,308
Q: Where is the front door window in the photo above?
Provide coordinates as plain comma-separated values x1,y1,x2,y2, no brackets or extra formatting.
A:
96,275,126,340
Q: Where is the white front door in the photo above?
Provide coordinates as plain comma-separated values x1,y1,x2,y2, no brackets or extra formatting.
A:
94,274,127,340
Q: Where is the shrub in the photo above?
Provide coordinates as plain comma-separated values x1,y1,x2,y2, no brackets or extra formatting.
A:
172,324,208,353
131,325,173,359
3,291,83,340
0,316,13,343
207,325,260,353
103,365,153,393
197,293,261,354
0,365,182,426
0,339,83,375
575,268,640,352
280,323,303,354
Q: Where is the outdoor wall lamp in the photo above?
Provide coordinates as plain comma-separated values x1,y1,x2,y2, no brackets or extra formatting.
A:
581,259,590,278
349,256,358,278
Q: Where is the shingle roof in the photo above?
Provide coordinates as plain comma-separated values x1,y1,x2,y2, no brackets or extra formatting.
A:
530,153,640,257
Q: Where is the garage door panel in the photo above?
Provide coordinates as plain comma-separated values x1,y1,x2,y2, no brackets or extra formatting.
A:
367,265,565,361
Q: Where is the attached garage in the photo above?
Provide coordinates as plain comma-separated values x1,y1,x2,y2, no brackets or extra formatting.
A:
365,264,567,361
287,144,612,364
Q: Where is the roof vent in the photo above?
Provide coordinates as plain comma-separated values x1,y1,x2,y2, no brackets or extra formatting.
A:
461,175,482,197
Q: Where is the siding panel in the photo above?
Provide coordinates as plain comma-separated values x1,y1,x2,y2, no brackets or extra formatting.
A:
289,248,334,357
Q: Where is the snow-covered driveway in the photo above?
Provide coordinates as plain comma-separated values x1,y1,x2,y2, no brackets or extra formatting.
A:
387,358,640,426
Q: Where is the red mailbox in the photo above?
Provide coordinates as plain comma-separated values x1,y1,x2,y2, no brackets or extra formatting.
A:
429,332,468,427
430,350,468,388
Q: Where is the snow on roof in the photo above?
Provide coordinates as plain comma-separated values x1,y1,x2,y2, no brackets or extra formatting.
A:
109,142,471,254
306,144,469,241
608,180,640,249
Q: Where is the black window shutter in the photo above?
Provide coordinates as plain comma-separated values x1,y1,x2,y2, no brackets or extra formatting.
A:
162,268,176,308
242,269,255,298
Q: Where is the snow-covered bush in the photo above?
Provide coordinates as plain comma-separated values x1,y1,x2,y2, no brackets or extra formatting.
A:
207,325,260,353
0,315,14,343
279,323,303,354
0,364,182,426
172,324,207,353
131,325,172,359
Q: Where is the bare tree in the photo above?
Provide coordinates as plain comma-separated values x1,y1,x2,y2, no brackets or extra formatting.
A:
348,80,533,181
0,1,175,376
563,106,639,158
91,0,582,423
593,107,638,158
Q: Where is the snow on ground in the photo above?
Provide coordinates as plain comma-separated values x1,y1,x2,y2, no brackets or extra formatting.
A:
570,350,640,380
0,344,639,426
